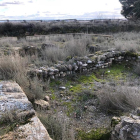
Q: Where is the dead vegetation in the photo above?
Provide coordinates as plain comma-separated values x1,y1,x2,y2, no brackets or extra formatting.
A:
98,83,140,113
0,31,140,139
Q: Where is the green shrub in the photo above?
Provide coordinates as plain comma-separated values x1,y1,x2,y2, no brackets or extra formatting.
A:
76,128,111,140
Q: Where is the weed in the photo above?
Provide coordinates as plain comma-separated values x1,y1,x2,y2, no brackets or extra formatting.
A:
104,63,128,80
62,102,74,117
134,63,140,76
39,114,63,140
76,128,111,140
51,93,57,100
98,83,140,113
65,38,89,57
77,90,95,102
70,84,83,93
38,111,74,140
50,79,62,87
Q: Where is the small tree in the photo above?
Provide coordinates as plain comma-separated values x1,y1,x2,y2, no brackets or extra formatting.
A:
119,0,140,20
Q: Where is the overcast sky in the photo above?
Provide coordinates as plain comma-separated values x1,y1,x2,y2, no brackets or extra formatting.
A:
0,0,124,20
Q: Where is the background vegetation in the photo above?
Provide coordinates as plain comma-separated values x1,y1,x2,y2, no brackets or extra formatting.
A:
0,20,140,37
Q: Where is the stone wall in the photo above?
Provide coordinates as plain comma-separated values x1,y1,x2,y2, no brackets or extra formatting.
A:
27,49,139,80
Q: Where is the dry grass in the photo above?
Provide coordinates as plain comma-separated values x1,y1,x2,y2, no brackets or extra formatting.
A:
38,111,75,140
98,83,140,113
65,38,89,57
1,31,140,139
0,109,16,124
41,47,66,64
0,54,29,80
134,63,140,76
0,54,46,100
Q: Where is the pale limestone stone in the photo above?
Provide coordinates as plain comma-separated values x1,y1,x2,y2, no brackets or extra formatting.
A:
34,99,50,110
0,81,52,140
111,116,140,140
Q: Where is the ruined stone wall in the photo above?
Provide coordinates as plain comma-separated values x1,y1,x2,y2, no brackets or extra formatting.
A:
28,49,139,80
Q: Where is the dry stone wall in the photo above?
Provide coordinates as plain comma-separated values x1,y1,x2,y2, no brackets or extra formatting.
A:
28,49,139,80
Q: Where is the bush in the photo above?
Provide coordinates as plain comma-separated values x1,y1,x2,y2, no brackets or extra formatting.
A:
38,112,75,140
134,63,140,76
0,54,29,80
65,38,89,57
39,114,63,140
76,128,110,140
0,54,45,101
41,47,66,64
98,84,140,113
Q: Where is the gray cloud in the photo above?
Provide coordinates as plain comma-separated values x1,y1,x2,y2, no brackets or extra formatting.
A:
67,11,123,20
28,0,33,3
0,10,124,20
43,11,51,14
0,3,6,6
0,1,23,6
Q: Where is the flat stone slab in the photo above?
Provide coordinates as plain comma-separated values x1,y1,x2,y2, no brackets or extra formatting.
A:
0,81,52,140
0,116,52,140
0,81,34,119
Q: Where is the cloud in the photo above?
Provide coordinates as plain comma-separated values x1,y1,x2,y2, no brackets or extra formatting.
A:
28,0,33,3
0,4,6,6
0,1,23,6
0,0,124,20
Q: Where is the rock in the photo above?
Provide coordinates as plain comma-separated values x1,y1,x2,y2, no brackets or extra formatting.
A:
84,106,88,110
88,45,100,53
44,96,50,101
0,116,52,140
54,69,59,74
0,81,52,140
0,82,33,119
121,51,126,56
87,60,92,64
104,63,108,67
60,71,63,75
56,65,67,72
109,58,114,63
34,100,50,110
41,43,56,50
130,114,140,120
105,52,114,58
107,48,116,52
114,51,120,57
100,55,106,61
136,107,140,116
72,63,78,71
82,64,88,67
118,56,122,60
111,115,140,140
19,46,38,56
59,86,66,90
88,54,95,57
67,64,73,71
111,116,121,127
101,66,104,68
